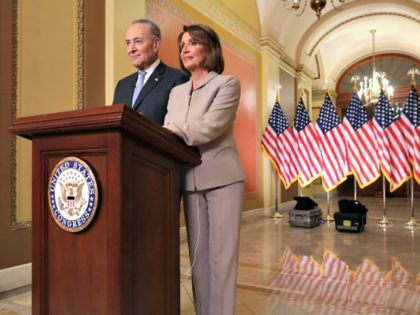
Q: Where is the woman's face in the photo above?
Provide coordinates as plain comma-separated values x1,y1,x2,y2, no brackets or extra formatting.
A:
180,32,207,73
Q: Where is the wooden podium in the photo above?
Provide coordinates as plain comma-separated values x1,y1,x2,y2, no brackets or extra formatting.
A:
9,105,200,315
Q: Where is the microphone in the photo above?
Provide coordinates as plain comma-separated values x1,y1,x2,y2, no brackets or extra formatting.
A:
185,93,192,105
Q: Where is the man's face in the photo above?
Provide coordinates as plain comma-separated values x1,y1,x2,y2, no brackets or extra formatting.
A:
125,23,160,70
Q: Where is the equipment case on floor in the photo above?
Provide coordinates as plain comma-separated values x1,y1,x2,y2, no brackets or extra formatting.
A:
289,207,322,228
334,199,368,233
334,212,366,232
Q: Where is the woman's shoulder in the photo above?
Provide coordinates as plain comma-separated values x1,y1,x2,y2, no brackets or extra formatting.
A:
171,80,191,93
210,73,240,87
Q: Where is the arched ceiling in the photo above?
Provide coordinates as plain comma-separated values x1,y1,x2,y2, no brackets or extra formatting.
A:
256,0,420,88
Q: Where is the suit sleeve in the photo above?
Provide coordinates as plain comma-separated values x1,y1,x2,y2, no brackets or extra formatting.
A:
112,80,122,105
164,76,240,146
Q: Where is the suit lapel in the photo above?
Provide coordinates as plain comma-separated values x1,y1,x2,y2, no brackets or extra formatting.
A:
133,62,166,111
195,71,218,90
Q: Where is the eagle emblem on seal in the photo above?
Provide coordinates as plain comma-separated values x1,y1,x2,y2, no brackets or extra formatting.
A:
58,182,87,216
48,156,99,232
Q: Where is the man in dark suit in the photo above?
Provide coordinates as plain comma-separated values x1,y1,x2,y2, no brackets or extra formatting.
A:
113,19,188,125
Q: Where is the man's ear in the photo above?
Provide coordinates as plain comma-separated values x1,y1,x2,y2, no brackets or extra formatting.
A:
153,38,161,52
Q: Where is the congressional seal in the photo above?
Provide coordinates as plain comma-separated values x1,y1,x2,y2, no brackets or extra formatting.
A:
48,156,99,232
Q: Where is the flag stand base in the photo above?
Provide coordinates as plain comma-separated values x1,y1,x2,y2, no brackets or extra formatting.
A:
377,215,391,226
273,211,283,220
324,213,334,222
405,217,420,227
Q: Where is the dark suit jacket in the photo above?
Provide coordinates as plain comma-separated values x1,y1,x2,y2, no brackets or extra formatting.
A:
113,62,188,125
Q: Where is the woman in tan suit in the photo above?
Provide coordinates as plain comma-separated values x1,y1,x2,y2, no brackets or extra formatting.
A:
164,24,244,315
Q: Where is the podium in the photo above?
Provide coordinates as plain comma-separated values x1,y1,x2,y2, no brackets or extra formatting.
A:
9,105,200,315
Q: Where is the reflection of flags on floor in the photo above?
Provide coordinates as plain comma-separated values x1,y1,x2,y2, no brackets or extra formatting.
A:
342,93,380,188
321,250,350,305
385,259,417,312
266,248,420,314
293,98,323,187
386,259,413,288
261,101,298,188
350,258,385,308
373,91,412,192
316,94,348,191
399,86,420,185
297,255,324,302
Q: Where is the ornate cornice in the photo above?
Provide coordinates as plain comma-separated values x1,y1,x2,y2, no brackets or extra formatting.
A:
281,53,298,78
260,36,283,60
150,0,194,25
296,64,315,81
260,36,298,78
151,0,256,62
183,0,260,50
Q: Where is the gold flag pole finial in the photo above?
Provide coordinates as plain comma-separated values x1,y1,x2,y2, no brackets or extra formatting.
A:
297,82,304,99
351,75,361,92
324,78,333,96
408,68,419,86
276,84,282,103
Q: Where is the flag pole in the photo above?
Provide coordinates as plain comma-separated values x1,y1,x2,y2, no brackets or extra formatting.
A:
273,87,283,221
405,178,419,227
354,177,357,200
297,82,304,199
377,176,391,225
351,77,359,202
405,69,420,227
273,176,283,220
325,191,334,222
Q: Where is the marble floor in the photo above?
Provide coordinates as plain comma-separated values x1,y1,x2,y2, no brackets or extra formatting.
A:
2,195,420,314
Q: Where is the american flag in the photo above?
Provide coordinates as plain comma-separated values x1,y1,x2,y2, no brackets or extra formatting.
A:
398,86,420,185
342,93,380,188
261,101,298,188
316,94,349,191
373,91,411,192
293,98,323,187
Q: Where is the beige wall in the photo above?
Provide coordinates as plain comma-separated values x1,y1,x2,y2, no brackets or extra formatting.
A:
0,0,32,269
0,0,296,272
0,0,108,269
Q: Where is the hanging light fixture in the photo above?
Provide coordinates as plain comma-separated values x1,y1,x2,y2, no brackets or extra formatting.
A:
356,30,394,106
281,0,347,18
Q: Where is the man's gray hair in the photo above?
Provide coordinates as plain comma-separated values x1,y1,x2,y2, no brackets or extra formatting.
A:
131,19,161,40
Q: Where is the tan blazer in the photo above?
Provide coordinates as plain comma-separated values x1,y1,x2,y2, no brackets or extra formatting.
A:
164,71,244,191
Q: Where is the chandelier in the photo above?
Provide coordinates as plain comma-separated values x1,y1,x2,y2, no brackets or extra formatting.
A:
354,30,394,106
281,0,347,18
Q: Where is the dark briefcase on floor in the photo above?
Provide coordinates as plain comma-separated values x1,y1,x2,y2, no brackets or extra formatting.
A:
334,199,368,233
288,196,322,228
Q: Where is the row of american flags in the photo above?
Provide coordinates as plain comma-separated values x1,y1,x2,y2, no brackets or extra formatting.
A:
261,85,419,192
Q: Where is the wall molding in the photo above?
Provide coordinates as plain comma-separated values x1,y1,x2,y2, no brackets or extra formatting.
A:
182,0,260,51
10,0,31,231
149,0,194,25
10,0,87,229
260,36,283,61
260,36,298,78
307,12,420,57
0,263,31,293
76,0,86,109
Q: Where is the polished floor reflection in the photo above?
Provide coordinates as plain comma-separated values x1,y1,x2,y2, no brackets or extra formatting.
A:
2,196,420,314
182,195,420,314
